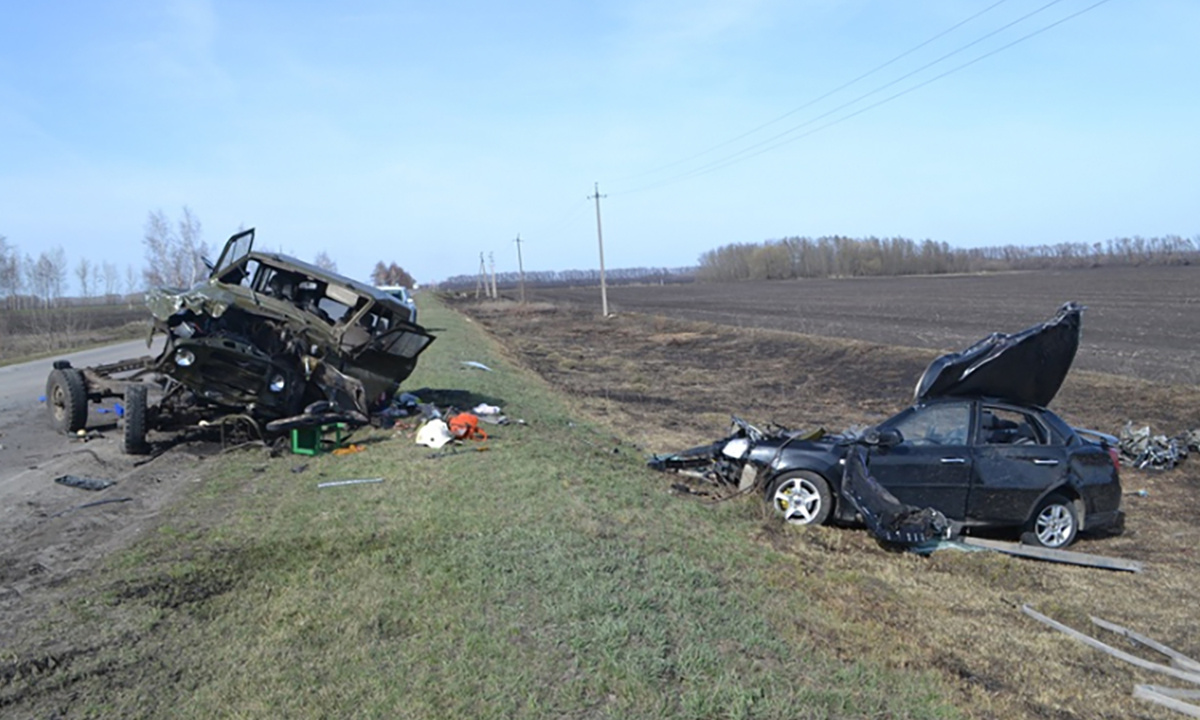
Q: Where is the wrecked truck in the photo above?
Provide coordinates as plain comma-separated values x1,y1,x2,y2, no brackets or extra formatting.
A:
650,303,1124,548
45,228,435,453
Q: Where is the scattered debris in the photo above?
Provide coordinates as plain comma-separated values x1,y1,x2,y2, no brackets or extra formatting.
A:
1023,605,1200,714
460,360,493,372
447,412,488,441
952,536,1143,573
416,419,454,449
54,475,116,492
51,497,134,518
330,443,366,456
1119,422,1199,470
317,478,383,488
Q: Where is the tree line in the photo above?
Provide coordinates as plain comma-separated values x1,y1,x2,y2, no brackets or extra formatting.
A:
696,234,1200,282
437,266,697,292
1,209,353,350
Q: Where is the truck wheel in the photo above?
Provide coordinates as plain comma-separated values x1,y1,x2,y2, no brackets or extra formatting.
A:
123,384,150,455
46,367,89,433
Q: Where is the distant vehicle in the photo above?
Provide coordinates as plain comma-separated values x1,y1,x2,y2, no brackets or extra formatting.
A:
378,285,418,324
46,228,434,453
650,304,1124,548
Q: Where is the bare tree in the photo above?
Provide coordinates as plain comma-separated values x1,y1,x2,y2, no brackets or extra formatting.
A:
143,207,208,288
75,256,92,299
102,261,120,301
313,251,338,273
0,235,22,309
27,247,67,308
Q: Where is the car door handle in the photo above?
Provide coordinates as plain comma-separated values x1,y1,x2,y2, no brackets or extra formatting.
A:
940,457,967,464
1031,458,1059,466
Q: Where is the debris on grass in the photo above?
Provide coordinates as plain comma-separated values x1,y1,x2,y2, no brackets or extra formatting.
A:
51,497,133,517
460,360,493,372
1023,605,1200,713
316,478,384,488
1119,422,1200,470
54,475,116,491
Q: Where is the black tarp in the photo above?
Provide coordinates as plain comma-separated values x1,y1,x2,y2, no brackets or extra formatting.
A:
913,302,1082,407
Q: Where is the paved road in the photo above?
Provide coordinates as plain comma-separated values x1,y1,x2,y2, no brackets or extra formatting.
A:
0,338,163,429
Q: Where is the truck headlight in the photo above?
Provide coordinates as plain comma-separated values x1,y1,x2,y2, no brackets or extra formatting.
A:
269,374,287,393
174,348,195,367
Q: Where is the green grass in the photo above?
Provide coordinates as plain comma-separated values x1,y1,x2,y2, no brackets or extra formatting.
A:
4,298,960,719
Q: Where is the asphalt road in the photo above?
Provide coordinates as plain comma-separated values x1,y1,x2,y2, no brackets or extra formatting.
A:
0,338,164,493
0,338,162,418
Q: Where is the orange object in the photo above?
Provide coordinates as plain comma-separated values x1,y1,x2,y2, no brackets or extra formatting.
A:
331,443,366,456
447,413,488,440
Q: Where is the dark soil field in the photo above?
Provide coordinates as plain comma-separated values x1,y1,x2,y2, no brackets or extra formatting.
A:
448,267,1200,719
530,264,1200,386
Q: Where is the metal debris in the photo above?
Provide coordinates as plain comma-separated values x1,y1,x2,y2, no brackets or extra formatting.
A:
54,475,116,491
317,478,384,488
1119,422,1200,470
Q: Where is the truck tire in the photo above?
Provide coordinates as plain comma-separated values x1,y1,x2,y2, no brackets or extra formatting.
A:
123,384,150,455
46,367,89,433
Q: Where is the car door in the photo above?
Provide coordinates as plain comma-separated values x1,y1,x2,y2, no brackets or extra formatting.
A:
869,400,974,519
968,404,1069,524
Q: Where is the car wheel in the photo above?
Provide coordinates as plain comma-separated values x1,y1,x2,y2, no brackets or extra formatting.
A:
123,384,150,455
46,367,89,433
1024,494,1078,548
767,471,833,526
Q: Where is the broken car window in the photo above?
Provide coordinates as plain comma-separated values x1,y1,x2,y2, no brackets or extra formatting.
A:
889,402,971,447
980,407,1046,446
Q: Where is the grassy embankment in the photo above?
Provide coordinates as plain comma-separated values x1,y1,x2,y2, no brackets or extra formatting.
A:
3,297,958,718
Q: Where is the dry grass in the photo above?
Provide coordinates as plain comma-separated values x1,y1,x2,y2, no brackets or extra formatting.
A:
454,295,1200,720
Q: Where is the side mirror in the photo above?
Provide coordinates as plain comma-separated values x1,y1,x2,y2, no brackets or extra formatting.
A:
862,427,903,448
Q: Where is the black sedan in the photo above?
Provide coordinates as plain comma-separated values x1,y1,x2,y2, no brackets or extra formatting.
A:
760,396,1123,548
651,303,1124,548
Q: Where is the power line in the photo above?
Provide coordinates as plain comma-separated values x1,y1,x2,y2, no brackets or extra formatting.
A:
664,0,1115,183
614,0,1015,184
615,0,1108,195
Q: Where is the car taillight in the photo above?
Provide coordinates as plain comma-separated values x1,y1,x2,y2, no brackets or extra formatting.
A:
1107,446,1121,471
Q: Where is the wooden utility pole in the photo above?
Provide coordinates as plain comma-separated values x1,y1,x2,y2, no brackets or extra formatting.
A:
588,182,609,317
514,234,526,304
475,252,487,299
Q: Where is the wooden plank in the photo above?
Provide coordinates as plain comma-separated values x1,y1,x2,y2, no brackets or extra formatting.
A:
1022,606,1200,686
1133,685,1200,717
1091,616,1200,673
1140,686,1200,701
958,536,1143,573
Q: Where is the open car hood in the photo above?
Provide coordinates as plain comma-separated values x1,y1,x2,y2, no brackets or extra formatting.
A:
914,302,1083,407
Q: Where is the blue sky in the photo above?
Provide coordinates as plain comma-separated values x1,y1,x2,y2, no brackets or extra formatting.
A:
1,0,1196,288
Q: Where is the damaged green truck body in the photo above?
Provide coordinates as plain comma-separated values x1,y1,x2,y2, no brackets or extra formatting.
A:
46,228,434,453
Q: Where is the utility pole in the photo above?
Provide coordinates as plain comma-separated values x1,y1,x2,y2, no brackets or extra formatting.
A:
475,252,487,299
588,182,609,317
488,252,498,299
514,234,526,304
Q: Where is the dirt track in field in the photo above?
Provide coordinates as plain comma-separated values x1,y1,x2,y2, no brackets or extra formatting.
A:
529,265,1200,386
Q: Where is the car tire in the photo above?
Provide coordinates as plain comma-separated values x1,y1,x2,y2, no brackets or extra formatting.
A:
46,367,89,433
1023,494,1079,548
123,384,150,455
767,471,833,526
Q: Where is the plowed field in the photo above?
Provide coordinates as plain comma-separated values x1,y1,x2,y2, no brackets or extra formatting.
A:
529,265,1200,386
